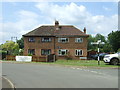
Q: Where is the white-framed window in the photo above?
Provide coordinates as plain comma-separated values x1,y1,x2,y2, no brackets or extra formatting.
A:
58,49,68,56
75,38,83,43
75,49,83,56
28,37,35,42
28,49,35,55
41,49,51,55
58,38,69,43
42,37,51,42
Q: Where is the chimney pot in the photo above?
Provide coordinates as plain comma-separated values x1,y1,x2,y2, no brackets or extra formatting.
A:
83,27,86,33
55,21,59,26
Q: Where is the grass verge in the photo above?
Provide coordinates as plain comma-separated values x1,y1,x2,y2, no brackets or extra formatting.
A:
2,59,119,68
51,60,119,68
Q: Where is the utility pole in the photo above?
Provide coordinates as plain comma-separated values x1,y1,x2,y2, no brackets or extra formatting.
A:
91,40,105,65
11,37,17,42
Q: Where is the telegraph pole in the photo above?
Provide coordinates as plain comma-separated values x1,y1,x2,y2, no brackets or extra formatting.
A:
11,37,17,42
91,40,105,65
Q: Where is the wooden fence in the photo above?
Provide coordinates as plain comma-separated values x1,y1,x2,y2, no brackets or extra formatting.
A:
6,55,16,61
6,55,48,62
32,56,47,62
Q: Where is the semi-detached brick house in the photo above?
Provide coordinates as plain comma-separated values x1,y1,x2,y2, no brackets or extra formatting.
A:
23,21,89,60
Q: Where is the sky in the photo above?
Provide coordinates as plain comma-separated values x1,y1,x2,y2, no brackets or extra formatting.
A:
0,1,118,44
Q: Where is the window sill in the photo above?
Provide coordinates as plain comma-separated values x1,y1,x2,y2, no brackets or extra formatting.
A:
58,55,67,57
75,55,83,57
28,41,35,42
58,42,69,44
75,42,83,44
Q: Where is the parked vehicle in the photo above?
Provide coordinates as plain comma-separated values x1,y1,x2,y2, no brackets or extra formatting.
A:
91,53,108,60
103,52,120,65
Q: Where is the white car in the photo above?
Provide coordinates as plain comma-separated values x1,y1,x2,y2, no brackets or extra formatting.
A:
103,52,120,65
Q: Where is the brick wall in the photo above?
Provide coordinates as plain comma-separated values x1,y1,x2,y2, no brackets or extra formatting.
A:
24,36,88,60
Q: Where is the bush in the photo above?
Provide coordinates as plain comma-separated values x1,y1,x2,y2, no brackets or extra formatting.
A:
0,50,7,59
117,48,120,52
66,57,73,60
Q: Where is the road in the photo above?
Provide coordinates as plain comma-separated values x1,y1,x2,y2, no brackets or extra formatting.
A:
2,77,14,88
2,62,119,88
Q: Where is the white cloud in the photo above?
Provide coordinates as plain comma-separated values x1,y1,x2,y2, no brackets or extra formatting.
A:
1,2,118,44
35,2,90,25
18,10,38,19
35,2,118,36
2,0,119,2
103,6,112,11
1,10,39,44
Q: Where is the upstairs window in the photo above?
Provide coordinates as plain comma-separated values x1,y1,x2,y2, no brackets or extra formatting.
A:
58,38,69,43
28,49,35,55
75,49,83,56
58,49,68,56
28,37,35,42
41,49,51,55
75,38,83,43
42,37,52,42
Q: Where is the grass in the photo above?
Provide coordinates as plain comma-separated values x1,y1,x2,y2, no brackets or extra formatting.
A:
51,60,119,68
2,59,119,68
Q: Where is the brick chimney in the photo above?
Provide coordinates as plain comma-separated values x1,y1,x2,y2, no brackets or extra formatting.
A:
83,27,86,34
55,21,59,30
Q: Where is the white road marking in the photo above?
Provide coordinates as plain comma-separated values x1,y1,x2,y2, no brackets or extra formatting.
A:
70,67,107,76
2,76,15,89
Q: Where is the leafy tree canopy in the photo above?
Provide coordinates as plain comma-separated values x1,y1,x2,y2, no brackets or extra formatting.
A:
1,41,19,55
108,31,120,52
17,37,24,49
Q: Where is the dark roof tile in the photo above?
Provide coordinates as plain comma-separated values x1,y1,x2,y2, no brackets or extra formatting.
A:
23,25,89,37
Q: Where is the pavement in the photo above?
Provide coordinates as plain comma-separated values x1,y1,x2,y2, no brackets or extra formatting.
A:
2,62,119,88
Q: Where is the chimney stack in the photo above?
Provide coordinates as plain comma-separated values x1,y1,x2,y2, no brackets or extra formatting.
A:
83,27,86,34
55,21,59,27
55,21,59,30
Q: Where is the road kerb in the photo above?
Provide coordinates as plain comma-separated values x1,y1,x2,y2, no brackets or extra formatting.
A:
2,76,15,89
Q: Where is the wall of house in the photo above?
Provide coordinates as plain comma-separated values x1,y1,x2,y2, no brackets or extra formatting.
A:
24,36,88,60
24,36,55,56
55,37,88,60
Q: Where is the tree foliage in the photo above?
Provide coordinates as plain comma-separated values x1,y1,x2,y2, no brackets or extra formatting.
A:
1,41,19,55
94,34,106,42
87,33,113,53
87,34,106,52
108,31,120,52
17,37,24,49
87,35,96,51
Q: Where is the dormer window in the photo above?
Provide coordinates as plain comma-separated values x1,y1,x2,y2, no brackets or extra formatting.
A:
28,37,35,42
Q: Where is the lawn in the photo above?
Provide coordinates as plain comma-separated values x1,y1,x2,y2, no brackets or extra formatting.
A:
50,60,119,68
2,59,119,68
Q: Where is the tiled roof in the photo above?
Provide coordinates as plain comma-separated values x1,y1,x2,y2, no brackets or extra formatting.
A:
23,25,89,37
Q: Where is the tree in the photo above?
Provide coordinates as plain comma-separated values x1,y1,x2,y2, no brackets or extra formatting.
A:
87,35,96,51
108,31,120,52
102,42,113,53
87,34,106,51
17,37,24,49
0,50,7,59
2,41,19,55
94,33,106,42
87,33,114,53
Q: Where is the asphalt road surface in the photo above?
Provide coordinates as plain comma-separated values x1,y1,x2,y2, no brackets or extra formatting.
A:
2,62,119,88
2,77,13,88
